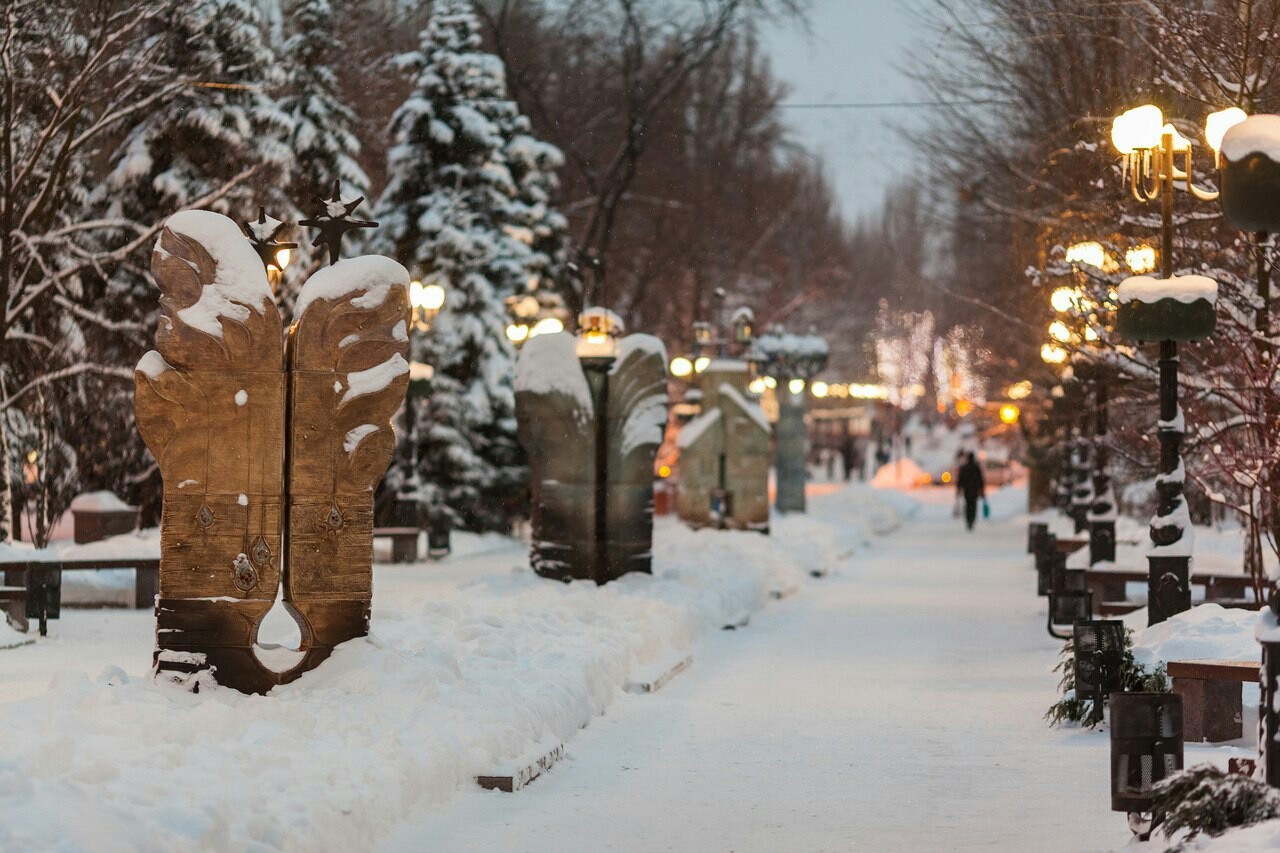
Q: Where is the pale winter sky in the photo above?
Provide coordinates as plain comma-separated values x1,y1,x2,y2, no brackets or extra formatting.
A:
763,0,924,225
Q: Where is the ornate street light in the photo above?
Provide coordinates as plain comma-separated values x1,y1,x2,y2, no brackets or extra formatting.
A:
504,290,567,346
747,326,829,514
1110,104,1220,626
1215,110,1280,789
670,356,694,378
409,279,445,331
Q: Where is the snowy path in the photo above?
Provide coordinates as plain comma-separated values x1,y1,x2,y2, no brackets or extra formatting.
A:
383,489,1124,852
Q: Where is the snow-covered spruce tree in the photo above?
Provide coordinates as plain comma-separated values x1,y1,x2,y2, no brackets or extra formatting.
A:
104,0,293,226
1152,765,1280,841
377,0,555,531
85,0,294,518
280,0,370,290
503,122,570,302
1044,629,1168,728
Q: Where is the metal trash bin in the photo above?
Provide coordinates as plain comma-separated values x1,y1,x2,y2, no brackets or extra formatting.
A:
1110,692,1183,814
1049,590,1093,639
1036,535,1061,597
1074,619,1126,712
1028,521,1049,554
427,509,452,560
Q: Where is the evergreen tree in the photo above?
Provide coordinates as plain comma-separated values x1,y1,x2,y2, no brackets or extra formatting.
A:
376,0,552,531
280,0,370,285
503,120,570,308
89,0,295,517
104,0,294,224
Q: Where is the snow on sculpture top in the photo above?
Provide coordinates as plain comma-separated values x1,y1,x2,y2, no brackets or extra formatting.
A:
1117,274,1218,305
514,331,594,415
156,210,280,349
748,325,829,380
515,324,667,584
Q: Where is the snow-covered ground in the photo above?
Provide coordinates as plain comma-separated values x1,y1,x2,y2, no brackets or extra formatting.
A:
2,482,1262,851
0,485,905,851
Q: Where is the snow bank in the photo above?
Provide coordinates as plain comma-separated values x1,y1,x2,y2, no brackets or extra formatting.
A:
1184,816,1280,851
1222,113,1280,162
68,491,133,513
0,529,159,605
808,483,920,538
870,458,929,489
0,527,158,564
1117,274,1219,305
0,492,887,850
1130,604,1260,669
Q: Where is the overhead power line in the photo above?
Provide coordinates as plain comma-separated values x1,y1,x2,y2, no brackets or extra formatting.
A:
778,99,1009,110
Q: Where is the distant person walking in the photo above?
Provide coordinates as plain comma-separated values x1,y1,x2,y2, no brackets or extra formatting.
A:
956,451,986,531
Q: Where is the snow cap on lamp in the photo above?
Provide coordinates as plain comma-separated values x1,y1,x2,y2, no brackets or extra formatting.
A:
1115,274,1217,342
1218,113,1280,232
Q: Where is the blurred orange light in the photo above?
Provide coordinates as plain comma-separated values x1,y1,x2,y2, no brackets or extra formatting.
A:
658,465,671,478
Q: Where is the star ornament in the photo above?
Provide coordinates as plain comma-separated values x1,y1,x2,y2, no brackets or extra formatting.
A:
298,179,378,265
240,206,298,272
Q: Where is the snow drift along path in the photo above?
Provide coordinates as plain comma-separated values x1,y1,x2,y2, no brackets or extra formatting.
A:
0,489,909,852
383,486,1125,852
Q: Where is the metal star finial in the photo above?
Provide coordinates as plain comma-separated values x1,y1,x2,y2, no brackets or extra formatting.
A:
297,179,378,265
240,206,298,272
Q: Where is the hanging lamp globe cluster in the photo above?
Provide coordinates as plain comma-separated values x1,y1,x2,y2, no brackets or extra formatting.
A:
745,325,829,384
1107,104,1226,344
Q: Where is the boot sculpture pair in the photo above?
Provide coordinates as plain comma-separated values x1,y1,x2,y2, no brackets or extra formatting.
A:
135,208,410,694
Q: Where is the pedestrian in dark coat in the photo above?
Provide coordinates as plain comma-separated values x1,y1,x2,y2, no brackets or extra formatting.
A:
956,451,986,531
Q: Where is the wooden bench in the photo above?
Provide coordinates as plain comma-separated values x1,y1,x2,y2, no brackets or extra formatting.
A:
1,558,159,635
1056,537,1089,555
1084,568,1256,614
373,527,420,563
1167,659,1257,742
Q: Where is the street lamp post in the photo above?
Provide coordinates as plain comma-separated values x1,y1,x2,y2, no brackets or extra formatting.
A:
747,327,829,514
1211,108,1280,788
1110,106,1220,626
1053,254,1127,565
576,307,622,578
398,279,444,532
